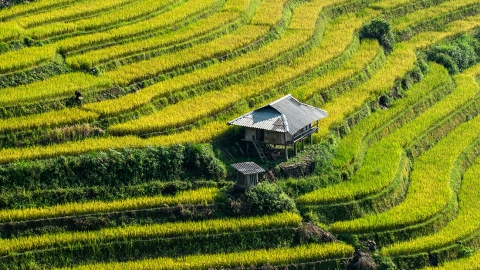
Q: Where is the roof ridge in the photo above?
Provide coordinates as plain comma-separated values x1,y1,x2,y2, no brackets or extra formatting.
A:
268,94,292,106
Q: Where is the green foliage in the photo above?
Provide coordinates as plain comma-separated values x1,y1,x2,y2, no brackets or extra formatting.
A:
427,34,480,74
246,182,298,215
0,42,8,53
0,143,226,193
360,19,396,52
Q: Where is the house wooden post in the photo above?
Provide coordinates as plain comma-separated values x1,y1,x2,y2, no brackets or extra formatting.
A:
302,138,305,151
310,134,313,145
294,142,297,156
284,133,288,160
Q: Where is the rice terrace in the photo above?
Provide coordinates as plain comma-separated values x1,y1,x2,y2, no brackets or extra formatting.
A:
0,0,480,268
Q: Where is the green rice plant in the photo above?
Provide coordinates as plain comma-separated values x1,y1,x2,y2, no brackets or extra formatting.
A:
24,22,78,40
64,0,176,31
391,0,480,32
0,188,221,223
0,135,145,164
0,108,98,133
0,0,219,73
314,11,480,141
298,64,479,206
106,13,369,134
83,29,310,116
5,30,306,117
0,22,24,42
56,0,220,53
381,157,480,256
313,42,417,139
249,0,290,26
0,73,112,107
328,78,480,233
61,243,354,270
0,44,56,74
369,0,428,10
297,65,478,207
422,250,480,270
0,4,365,161
0,121,231,163
0,212,302,256
0,0,78,21
63,10,241,68
15,0,137,28
222,0,250,12
332,62,450,168
291,39,382,101
102,25,271,84
25,0,176,39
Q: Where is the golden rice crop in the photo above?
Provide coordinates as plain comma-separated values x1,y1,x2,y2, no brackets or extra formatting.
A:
25,22,78,40
83,29,311,116
0,108,98,133
106,13,366,134
0,121,229,164
0,44,56,74
392,0,480,32
0,135,145,164
0,0,220,73
25,0,176,39
0,188,221,223
0,22,24,42
287,0,348,30
56,0,219,53
74,0,176,30
292,39,381,101
0,73,112,106
332,62,449,168
103,25,270,84
330,114,480,234
222,0,250,12
381,157,480,256
65,11,240,68
15,0,135,28
329,89,480,234
0,212,302,256
300,66,479,207
309,8,480,141
0,0,77,21
250,0,289,26
369,0,423,10
63,243,354,270
422,250,480,270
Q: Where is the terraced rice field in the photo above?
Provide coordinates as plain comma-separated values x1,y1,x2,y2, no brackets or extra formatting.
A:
0,0,480,268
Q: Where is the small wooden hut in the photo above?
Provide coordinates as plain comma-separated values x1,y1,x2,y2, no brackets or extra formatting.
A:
231,162,265,190
228,94,328,160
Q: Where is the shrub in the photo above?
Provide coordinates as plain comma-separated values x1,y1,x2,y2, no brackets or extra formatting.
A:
360,19,395,52
427,34,480,74
246,182,297,215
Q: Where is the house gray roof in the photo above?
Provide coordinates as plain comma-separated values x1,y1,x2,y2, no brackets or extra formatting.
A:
227,94,328,135
231,162,265,175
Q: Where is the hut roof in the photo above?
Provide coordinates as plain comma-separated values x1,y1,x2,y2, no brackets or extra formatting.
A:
227,94,328,135
231,162,265,175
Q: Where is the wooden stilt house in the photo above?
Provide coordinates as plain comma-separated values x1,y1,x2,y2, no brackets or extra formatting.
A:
231,162,265,190
228,94,328,160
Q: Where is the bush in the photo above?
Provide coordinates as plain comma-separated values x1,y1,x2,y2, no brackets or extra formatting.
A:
427,34,480,74
360,19,396,52
246,182,297,215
